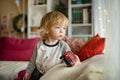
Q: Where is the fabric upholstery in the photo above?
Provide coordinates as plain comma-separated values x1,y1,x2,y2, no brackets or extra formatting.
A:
77,34,105,61
64,36,86,54
0,37,40,61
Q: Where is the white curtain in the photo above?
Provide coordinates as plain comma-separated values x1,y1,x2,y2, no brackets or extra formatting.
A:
93,0,106,37
93,0,120,80
104,0,120,80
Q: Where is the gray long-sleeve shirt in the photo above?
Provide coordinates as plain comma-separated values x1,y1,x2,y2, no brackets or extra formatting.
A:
26,40,71,74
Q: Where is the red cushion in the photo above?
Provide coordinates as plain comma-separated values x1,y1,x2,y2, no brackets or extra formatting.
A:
0,37,3,50
0,37,41,61
64,36,86,54
0,49,34,61
15,70,26,80
3,37,40,49
77,34,105,61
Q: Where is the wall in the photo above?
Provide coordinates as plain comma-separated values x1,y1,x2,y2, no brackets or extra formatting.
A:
0,0,28,38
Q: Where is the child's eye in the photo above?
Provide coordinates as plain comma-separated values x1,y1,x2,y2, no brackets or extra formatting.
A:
63,27,67,30
56,26,60,28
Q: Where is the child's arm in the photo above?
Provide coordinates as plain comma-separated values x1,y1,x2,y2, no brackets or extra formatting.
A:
23,73,31,80
62,40,81,66
23,47,38,80
26,46,37,75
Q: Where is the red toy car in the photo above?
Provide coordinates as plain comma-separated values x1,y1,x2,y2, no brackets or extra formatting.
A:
61,51,77,67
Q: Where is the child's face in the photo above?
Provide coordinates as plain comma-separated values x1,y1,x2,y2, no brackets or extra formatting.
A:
48,23,67,40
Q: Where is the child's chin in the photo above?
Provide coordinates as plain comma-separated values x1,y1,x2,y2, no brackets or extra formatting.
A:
58,39,62,40
57,37,63,40
59,37,64,40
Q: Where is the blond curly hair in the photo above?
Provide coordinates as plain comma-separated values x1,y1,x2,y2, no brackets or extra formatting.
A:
38,11,68,40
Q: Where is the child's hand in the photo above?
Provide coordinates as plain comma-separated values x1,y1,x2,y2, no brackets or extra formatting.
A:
23,73,31,80
74,54,81,66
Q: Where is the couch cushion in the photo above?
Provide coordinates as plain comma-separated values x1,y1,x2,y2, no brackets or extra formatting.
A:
0,37,3,50
0,37,41,61
0,61,28,80
77,34,105,61
2,37,40,50
0,49,34,61
15,70,26,80
64,36,86,54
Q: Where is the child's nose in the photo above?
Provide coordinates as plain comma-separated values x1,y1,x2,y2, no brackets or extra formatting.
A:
60,28,64,33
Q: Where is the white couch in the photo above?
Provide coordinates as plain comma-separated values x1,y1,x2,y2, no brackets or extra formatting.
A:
40,54,104,80
0,61,28,80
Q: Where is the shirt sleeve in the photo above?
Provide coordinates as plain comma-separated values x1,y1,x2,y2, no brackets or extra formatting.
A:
26,46,37,74
62,40,71,54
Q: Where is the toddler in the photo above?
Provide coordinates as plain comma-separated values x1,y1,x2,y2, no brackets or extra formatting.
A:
23,11,80,80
